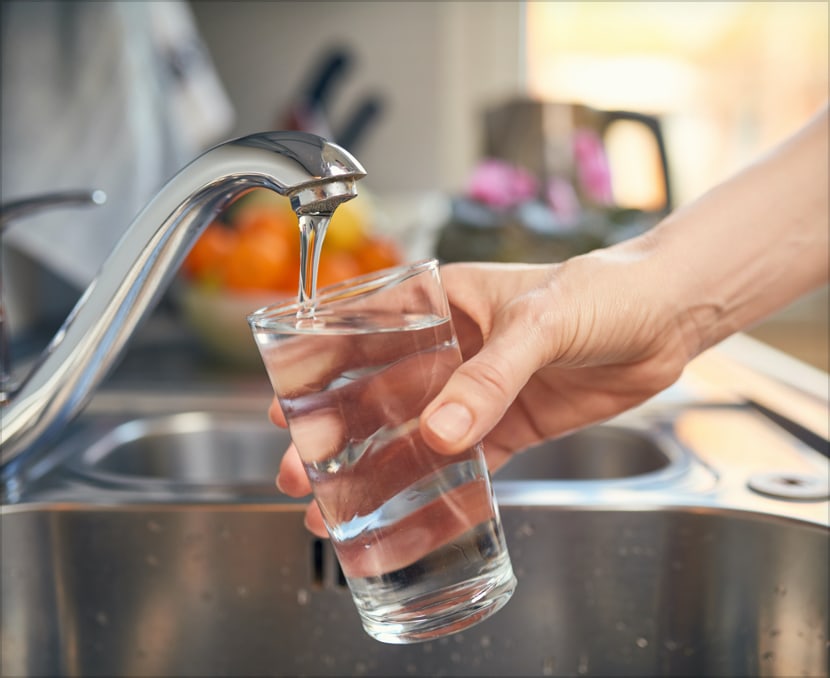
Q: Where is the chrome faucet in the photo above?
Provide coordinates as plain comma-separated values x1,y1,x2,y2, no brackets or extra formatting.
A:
0,131,366,491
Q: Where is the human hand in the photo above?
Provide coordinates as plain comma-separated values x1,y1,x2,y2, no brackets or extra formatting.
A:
273,240,694,537
418,249,694,469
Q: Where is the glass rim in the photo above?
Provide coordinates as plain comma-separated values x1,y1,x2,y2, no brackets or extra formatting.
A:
247,257,439,329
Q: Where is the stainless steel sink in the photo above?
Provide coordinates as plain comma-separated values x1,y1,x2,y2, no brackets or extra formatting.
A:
497,424,678,481
2,389,828,677
62,410,683,489
71,412,290,489
2,503,827,677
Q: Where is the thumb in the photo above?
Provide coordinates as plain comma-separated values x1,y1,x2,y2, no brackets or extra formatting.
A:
420,312,551,455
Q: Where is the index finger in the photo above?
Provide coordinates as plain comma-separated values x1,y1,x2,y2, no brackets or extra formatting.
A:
268,396,288,428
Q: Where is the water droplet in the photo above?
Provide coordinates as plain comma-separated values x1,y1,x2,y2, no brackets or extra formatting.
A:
577,653,589,674
636,637,649,648
280,565,291,576
769,628,781,637
146,520,162,533
542,656,556,676
405,663,418,674
297,588,309,606
664,640,679,652
95,611,109,626
354,661,368,675
615,621,627,631
145,554,159,567
237,585,249,598
450,652,461,663
422,643,433,654
480,635,492,648
516,522,535,538
763,651,775,661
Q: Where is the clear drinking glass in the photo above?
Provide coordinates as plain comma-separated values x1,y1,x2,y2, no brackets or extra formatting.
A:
247,258,516,644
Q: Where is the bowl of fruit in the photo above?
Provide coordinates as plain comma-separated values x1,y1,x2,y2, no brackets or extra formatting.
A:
178,188,402,367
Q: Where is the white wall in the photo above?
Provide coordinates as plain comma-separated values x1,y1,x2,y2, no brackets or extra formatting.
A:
191,1,525,195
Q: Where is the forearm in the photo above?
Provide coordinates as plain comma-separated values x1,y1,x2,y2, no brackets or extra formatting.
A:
640,104,829,358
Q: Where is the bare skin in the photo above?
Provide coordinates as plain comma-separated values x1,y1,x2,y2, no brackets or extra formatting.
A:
274,104,829,538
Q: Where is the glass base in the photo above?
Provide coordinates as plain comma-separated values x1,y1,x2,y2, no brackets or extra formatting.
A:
354,558,517,644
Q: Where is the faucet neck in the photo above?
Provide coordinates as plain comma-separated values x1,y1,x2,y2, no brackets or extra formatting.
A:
0,132,366,487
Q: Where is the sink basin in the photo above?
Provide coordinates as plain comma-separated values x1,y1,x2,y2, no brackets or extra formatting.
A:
2,503,827,677
497,424,676,481
71,412,290,489
3,390,827,676
62,410,682,490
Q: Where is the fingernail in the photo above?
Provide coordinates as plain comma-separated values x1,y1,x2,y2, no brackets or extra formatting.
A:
426,403,473,444
275,473,285,492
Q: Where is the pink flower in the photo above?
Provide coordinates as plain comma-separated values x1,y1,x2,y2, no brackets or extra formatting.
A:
573,130,614,206
546,177,581,224
466,159,539,210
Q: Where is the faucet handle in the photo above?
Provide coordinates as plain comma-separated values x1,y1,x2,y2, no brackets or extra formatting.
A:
0,189,107,401
0,189,107,231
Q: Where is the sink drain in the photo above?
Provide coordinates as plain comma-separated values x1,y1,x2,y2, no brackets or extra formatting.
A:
748,471,829,501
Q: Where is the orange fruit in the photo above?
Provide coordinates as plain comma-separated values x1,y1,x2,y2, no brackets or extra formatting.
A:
223,228,297,292
355,236,402,274
237,203,299,242
182,222,237,282
316,251,363,288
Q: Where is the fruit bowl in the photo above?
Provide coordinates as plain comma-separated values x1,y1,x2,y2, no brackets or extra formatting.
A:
177,189,402,368
176,282,282,368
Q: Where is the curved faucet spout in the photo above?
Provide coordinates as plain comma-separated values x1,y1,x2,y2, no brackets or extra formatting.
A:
0,131,366,487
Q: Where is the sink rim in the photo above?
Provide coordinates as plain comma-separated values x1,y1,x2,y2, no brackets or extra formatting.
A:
66,410,287,494
8,390,827,529
2,496,828,532
56,409,698,494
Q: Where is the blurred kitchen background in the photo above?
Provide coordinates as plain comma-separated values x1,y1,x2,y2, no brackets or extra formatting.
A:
2,1,827,374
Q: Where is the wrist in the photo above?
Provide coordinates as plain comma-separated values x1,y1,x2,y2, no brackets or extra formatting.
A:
633,104,829,358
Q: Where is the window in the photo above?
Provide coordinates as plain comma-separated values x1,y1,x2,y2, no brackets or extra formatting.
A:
525,1,828,369
525,1,828,205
